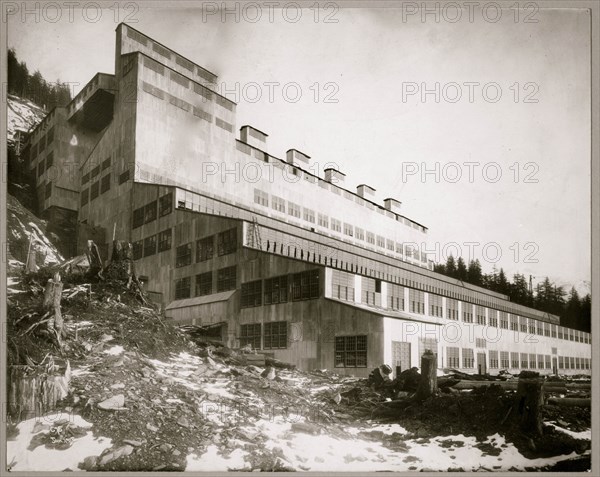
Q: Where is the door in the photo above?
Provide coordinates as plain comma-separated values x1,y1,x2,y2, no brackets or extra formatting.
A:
392,341,411,377
477,352,487,375
552,357,558,375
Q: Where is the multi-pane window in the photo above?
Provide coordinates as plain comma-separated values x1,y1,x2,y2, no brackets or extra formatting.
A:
366,232,375,245
331,218,341,233
362,277,377,305
253,188,269,207
143,235,157,257
91,165,100,178
46,152,54,169
376,235,385,248
520,316,528,333
158,229,172,252
343,223,353,237
536,321,544,336
334,335,367,368
175,243,192,268
119,170,130,184
475,338,486,348
462,302,473,323
159,192,173,216
332,269,354,302
45,182,52,199
447,347,460,368
100,173,111,194
264,321,287,349
174,277,191,299
132,240,143,260
528,318,536,334
37,160,45,178
291,270,320,301
355,227,365,241
521,353,529,369
133,207,144,228
510,352,519,368
537,355,545,369
271,195,286,213
90,181,100,201
287,201,301,218
500,351,510,369
499,312,509,329
196,236,214,262
195,271,212,296
82,172,90,185
317,213,329,228
409,289,425,314
101,157,111,170
387,284,405,311
544,322,551,337
429,294,443,317
488,310,498,328
144,201,157,224
558,356,564,369
558,326,564,339
476,306,486,325
446,298,459,320
240,323,261,349
529,353,537,369
386,239,395,252
81,188,89,206
217,266,237,291
241,280,262,308
489,350,499,368
462,348,474,368
264,275,288,305
545,355,552,370
303,208,316,223
510,315,519,331
217,228,237,256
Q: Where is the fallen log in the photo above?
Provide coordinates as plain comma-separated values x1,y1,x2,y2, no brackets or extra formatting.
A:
546,397,591,408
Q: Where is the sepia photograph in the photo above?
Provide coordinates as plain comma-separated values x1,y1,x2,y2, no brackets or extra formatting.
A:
3,0,597,473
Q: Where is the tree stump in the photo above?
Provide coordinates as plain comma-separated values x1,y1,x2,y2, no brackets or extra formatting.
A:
43,272,64,347
415,350,437,401
516,371,544,436
86,239,103,277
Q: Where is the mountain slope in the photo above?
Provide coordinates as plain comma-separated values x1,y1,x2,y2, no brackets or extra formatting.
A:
7,93,46,148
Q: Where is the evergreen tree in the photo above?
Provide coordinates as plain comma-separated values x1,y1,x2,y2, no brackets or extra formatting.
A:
466,259,483,286
445,255,457,278
456,257,467,281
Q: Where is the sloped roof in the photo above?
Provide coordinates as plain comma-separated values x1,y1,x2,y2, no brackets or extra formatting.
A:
165,290,236,310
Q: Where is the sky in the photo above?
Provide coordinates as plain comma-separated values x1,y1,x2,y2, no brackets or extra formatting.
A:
8,3,592,289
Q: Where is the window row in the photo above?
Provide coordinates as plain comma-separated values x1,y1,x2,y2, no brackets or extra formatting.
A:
132,229,172,260
177,228,238,268
174,265,237,299
132,192,173,228
240,321,288,350
240,270,320,308
80,173,112,206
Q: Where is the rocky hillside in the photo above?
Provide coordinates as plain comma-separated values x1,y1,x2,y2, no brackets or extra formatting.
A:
7,94,46,148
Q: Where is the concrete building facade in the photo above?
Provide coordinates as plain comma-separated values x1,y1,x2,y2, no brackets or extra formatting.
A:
21,24,591,377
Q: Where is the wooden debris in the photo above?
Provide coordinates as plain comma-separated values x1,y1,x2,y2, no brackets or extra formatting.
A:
43,272,65,348
415,350,437,401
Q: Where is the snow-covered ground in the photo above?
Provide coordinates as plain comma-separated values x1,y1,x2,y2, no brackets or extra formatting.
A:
7,94,46,146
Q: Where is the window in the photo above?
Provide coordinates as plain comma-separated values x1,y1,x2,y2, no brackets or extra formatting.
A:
409,289,425,314
376,235,385,248
240,323,261,349
537,355,545,369
264,321,287,349
500,351,509,369
462,348,474,368
81,188,89,206
366,232,375,245
489,350,499,368
304,208,316,224
102,157,111,170
446,298,459,320
499,312,508,329
447,347,460,368
217,266,237,291
510,315,519,331
132,240,143,260
291,269,320,301
529,353,537,369
44,182,52,199
271,195,286,213
387,284,405,311
510,352,519,368
195,272,212,296
144,201,157,224
544,322,551,337
91,165,100,179
159,192,173,216
196,236,214,262
241,280,262,308
317,213,329,228
143,235,157,257
343,223,353,237
545,355,552,369
119,170,130,184
254,189,269,207
90,181,99,201
528,318,536,334
37,160,45,178
331,218,341,233
429,294,443,317
355,227,365,241
488,311,498,328
158,229,172,252
521,353,529,369
476,306,486,325
217,228,237,256
46,152,54,170
520,316,527,333
133,207,144,229
101,174,111,194
462,302,473,323
558,326,564,339
174,277,191,299
287,201,301,219
558,356,564,369
332,269,354,302
175,243,192,268
82,172,90,185
264,275,288,305
334,335,367,368
475,338,486,348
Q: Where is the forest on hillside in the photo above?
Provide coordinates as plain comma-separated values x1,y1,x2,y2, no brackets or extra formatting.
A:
433,256,591,332
7,48,72,110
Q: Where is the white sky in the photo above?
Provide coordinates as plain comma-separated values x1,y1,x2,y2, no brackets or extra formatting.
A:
8,4,591,287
